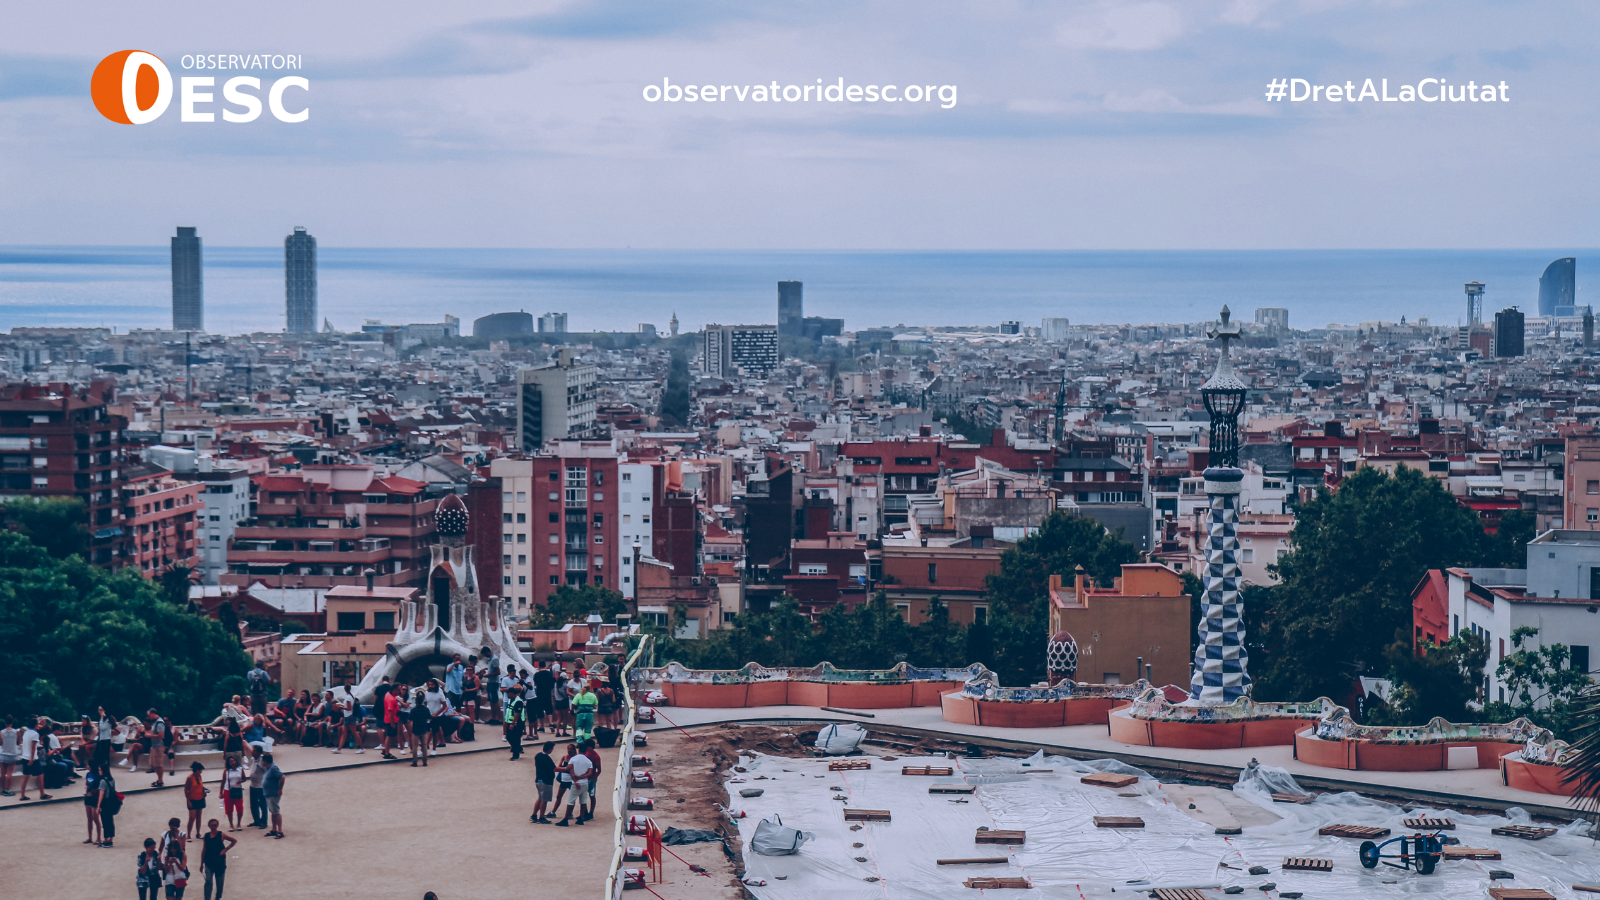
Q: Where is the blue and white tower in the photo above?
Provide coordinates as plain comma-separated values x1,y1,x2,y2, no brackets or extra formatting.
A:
1191,306,1252,705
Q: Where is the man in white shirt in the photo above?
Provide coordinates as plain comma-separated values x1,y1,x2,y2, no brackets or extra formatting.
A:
330,677,364,755
20,719,48,801
554,746,592,826
423,680,448,756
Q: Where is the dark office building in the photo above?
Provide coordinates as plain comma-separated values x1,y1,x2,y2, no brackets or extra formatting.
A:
778,281,803,336
1538,257,1576,316
473,311,535,338
171,227,203,332
285,226,317,334
1494,307,1525,358
802,316,843,340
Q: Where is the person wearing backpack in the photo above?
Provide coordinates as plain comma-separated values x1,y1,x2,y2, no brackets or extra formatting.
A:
138,838,162,900
183,762,208,836
246,663,272,716
97,763,121,848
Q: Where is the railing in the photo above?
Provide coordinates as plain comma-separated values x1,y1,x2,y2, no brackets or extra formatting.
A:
603,635,650,900
637,660,995,685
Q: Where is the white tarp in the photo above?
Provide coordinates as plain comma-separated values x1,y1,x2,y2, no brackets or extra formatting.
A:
815,723,868,756
726,751,1600,900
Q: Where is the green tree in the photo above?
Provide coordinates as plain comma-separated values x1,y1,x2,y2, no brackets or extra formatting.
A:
1482,626,1594,736
1252,465,1492,703
660,349,691,427
0,530,253,724
159,564,196,608
908,595,968,668
528,584,629,629
216,600,241,643
983,511,1142,686
1368,628,1489,725
1,496,88,560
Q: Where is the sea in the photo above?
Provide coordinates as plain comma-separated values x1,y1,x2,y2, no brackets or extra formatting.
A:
0,247,1592,336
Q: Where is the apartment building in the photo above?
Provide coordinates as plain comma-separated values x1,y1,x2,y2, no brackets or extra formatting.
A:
490,441,622,609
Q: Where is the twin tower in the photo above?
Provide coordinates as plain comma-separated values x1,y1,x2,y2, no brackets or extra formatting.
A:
170,226,319,333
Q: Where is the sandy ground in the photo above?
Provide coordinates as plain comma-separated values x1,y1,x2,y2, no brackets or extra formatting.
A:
2,737,618,900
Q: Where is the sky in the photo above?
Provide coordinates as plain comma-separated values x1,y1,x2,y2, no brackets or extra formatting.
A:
0,1,1596,250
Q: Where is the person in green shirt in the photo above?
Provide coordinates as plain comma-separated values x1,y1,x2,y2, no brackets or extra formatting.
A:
571,685,599,743
503,685,526,760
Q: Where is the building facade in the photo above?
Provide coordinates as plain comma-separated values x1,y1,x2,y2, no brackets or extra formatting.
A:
618,462,654,599
1494,307,1525,358
703,324,780,377
122,463,202,575
171,226,203,332
490,443,622,608
538,312,568,334
1040,317,1071,342
1538,257,1577,317
517,349,598,451
777,281,803,337
284,226,317,334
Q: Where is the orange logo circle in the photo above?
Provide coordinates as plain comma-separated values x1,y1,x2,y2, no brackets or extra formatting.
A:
90,50,173,124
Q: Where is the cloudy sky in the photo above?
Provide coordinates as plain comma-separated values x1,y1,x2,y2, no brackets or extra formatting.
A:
1,0,1595,249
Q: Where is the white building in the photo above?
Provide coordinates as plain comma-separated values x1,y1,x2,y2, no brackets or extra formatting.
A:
148,445,253,586
1040,317,1070,342
617,462,654,600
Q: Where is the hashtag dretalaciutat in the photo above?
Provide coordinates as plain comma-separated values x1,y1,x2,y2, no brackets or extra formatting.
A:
1265,78,1508,103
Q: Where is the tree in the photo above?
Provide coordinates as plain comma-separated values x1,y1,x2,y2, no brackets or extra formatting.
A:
528,584,629,629
216,601,241,643
983,511,1142,686
0,530,253,724
1,496,89,560
659,349,691,427
159,564,196,608
1478,509,1537,568
1252,465,1493,703
1367,628,1489,725
1483,626,1594,737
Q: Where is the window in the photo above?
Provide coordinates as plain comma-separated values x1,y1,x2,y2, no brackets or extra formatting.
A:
1514,473,1526,482
503,533,511,543
503,513,512,523
517,533,527,543
517,492,527,502
1241,549,1254,563
974,606,988,625
621,492,630,502
1591,567,1600,601
799,563,829,575
518,597,527,607
1573,645,1591,674
1589,480,1599,495
503,554,511,565
517,513,526,523
1590,508,1598,523
549,534,559,543
209,514,220,521
593,472,603,485
894,603,910,619
623,514,631,523
549,555,559,566
594,535,604,544
642,515,650,524
1453,614,1459,634
336,612,365,631
927,563,937,584
594,491,604,501
210,534,219,542
549,512,559,523
549,470,559,481
550,576,559,585
622,472,632,482
503,492,512,502
518,555,527,565
593,513,604,525
373,611,395,631
518,575,526,585
504,576,511,585
549,492,559,501
1102,672,1121,685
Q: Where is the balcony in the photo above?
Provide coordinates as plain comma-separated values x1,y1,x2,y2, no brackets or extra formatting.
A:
228,547,393,566
235,524,368,541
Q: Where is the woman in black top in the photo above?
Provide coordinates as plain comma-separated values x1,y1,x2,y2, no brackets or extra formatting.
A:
97,764,119,848
199,819,236,900
219,720,245,768
408,691,431,767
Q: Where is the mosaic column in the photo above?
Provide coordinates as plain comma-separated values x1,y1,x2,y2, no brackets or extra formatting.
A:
1190,466,1251,704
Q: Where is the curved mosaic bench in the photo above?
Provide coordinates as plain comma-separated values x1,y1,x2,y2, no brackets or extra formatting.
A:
1108,690,1336,750
1295,713,1550,772
940,681,1147,728
638,661,992,709
1501,730,1579,796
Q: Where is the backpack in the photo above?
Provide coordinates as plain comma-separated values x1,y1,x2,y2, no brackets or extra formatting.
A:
247,669,270,694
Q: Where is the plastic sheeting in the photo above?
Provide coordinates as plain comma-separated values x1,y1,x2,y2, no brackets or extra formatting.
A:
815,723,868,756
727,750,1600,900
751,816,816,856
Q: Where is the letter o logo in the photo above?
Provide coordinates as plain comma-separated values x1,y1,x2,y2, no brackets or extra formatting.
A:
90,50,174,124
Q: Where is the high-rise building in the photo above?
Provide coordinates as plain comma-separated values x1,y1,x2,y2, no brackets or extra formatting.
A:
1538,257,1576,317
1254,307,1289,334
537,312,568,334
489,444,622,600
1464,282,1485,325
285,226,317,334
777,281,803,336
1494,307,1525,358
171,227,203,332
473,311,534,338
999,320,1021,335
703,324,779,377
517,349,598,452
1040,317,1071,342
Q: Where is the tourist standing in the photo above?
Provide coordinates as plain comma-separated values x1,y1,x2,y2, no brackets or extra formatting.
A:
408,689,431,767
82,758,104,845
581,739,602,823
183,762,208,836
331,677,363,754
98,763,121,848
20,717,49,801
462,657,480,723
219,721,245,769
246,662,272,716
381,680,401,760
531,742,556,823
260,753,286,838
554,743,592,826
423,680,448,757
0,716,18,796
199,819,236,900
444,653,465,713
157,818,188,867
220,757,245,831
533,663,556,735
549,667,570,737
573,683,598,743
245,747,267,829
503,684,525,760
162,849,189,899
138,838,162,900
482,645,501,724
94,706,116,769
147,710,170,787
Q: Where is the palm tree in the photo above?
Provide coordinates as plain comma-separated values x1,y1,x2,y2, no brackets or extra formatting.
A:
1561,683,1600,816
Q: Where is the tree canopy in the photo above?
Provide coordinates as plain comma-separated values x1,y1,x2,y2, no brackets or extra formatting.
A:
1,496,89,560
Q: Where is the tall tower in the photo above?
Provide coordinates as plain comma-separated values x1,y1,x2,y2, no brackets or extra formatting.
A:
1465,282,1485,326
777,281,803,337
171,227,203,331
284,226,317,334
1538,258,1576,317
669,311,679,338
1191,306,1251,705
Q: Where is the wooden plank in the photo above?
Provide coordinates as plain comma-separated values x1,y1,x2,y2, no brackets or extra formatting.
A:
937,857,1010,866
1403,817,1456,830
1271,792,1314,804
1093,816,1145,829
964,878,1032,889
1080,772,1139,788
902,765,955,776
975,830,1027,845
1488,890,1555,900
1442,847,1502,860
1318,824,1391,839
828,760,872,771
930,783,976,794
820,706,876,718
1573,885,1600,894
1491,825,1557,840
1283,857,1334,872
1152,891,1211,900
844,808,892,822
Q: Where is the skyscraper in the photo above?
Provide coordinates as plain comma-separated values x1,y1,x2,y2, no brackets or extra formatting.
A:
171,227,203,331
703,324,779,377
1538,257,1576,317
285,226,317,334
777,281,803,337
517,349,597,451
1494,307,1525,358
537,312,568,334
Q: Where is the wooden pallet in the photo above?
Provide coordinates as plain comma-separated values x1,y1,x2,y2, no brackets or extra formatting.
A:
1404,817,1456,830
844,808,892,822
975,829,1027,845
1151,891,1211,900
1488,890,1555,900
1271,792,1314,804
1443,847,1502,860
937,857,1009,866
1574,885,1600,894
964,878,1032,889
1284,857,1333,872
1080,772,1139,788
1491,825,1557,840
1318,824,1391,839
1093,816,1145,829
829,760,872,771
903,765,954,776
930,783,976,794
